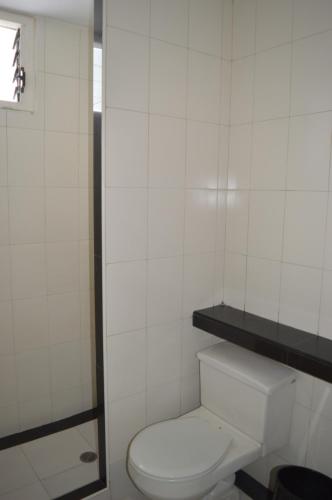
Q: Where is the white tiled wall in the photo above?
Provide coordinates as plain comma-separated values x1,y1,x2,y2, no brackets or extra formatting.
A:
104,0,231,497
0,16,95,436
104,0,332,498
226,0,332,489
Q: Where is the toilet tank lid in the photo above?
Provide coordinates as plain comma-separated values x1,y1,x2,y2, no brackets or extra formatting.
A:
197,342,296,395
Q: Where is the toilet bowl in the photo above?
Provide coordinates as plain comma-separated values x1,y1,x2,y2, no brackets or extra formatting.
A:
128,407,262,500
128,342,296,500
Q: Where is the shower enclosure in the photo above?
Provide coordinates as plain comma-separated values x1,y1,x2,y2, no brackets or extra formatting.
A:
0,0,106,498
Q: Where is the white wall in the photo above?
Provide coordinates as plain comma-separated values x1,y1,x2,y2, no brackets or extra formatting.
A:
227,0,332,488
104,0,332,498
0,16,95,436
104,0,232,497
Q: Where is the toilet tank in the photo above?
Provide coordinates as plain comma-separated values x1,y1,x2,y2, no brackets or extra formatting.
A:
197,342,296,455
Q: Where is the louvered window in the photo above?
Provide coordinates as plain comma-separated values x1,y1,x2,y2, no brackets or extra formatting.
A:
0,10,34,111
12,28,26,102
0,24,18,102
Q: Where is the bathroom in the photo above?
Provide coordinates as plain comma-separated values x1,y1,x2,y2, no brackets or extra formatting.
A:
0,0,332,499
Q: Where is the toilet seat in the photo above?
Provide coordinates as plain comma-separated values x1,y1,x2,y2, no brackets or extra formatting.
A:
129,416,232,481
128,408,262,500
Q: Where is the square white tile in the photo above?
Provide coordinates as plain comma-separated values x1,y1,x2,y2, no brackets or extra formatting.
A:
45,132,79,187
13,297,48,353
109,392,146,464
186,121,219,189
108,0,149,35
254,45,291,121
147,378,181,425
48,292,80,344
148,188,184,258
106,260,147,335
232,0,256,59
0,356,17,407
245,257,281,321
184,189,217,254
45,19,80,77
45,74,79,133
287,112,332,191
22,428,92,479
46,188,79,242
230,56,254,125
189,0,223,56
107,28,149,112
0,301,14,356
50,341,81,393
319,270,332,340
151,0,189,47
0,127,7,186
108,329,146,401
279,263,322,333
183,253,215,317
248,191,285,261
256,0,292,52
251,119,288,190
9,188,45,245
16,348,50,402
283,192,328,268
150,39,187,118
147,257,183,326
223,252,247,309
291,31,332,115
7,129,44,187
188,51,221,124
0,246,11,301
11,244,46,300
149,115,186,188
293,0,332,40
105,187,147,263
46,242,79,294
0,481,49,500
226,191,249,254
106,108,148,188
0,188,9,246
147,321,182,388
0,447,38,495
228,124,252,190
42,462,98,498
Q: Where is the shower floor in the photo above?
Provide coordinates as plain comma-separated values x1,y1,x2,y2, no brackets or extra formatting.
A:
0,420,99,499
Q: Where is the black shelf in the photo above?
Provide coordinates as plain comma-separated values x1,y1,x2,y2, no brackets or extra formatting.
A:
193,305,332,383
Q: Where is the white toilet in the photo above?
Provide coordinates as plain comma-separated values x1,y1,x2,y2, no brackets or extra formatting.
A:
128,341,296,500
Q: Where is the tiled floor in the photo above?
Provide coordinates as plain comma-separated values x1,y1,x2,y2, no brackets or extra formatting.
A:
0,421,99,499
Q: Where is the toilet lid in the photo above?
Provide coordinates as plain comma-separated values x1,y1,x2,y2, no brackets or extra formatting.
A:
129,417,233,480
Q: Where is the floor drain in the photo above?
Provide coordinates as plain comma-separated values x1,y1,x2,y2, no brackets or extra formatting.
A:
80,451,98,463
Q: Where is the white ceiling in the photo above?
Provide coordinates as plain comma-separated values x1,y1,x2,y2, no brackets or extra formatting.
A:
0,0,93,26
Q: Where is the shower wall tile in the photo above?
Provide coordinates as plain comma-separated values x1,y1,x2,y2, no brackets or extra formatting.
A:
106,108,148,188
7,129,44,187
151,0,188,47
150,40,187,118
0,18,95,436
148,115,186,188
108,0,150,36
189,0,223,56
107,28,149,111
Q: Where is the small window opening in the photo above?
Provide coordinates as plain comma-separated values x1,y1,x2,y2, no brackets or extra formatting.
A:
93,46,102,112
0,20,25,103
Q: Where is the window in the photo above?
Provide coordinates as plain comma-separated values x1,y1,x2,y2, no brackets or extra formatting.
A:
0,10,34,111
93,46,102,112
